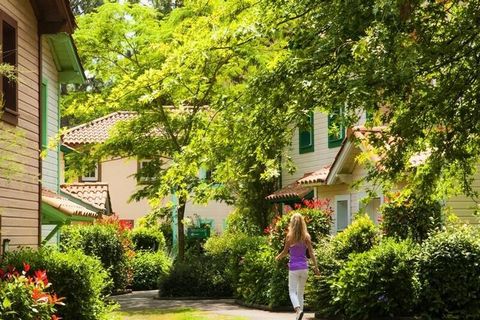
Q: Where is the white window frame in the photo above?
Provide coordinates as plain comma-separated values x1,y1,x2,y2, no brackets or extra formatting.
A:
81,164,98,182
138,159,153,183
357,191,384,225
335,194,351,234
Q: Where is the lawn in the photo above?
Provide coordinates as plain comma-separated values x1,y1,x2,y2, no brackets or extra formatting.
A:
111,308,247,320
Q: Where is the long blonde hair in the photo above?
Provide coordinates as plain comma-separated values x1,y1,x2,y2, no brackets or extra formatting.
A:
286,213,310,244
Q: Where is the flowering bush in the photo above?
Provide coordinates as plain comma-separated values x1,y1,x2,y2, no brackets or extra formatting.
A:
3,248,114,320
0,263,63,320
267,199,333,251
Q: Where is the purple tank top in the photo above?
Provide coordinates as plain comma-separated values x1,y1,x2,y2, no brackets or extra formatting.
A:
289,242,308,271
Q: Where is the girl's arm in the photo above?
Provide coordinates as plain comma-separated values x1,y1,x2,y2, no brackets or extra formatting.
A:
307,238,320,275
275,238,290,261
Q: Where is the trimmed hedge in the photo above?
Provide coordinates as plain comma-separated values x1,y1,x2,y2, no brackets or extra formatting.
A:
2,248,114,320
333,238,419,319
130,227,166,252
158,250,232,298
60,223,133,293
132,251,171,290
417,227,480,318
332,214,380,260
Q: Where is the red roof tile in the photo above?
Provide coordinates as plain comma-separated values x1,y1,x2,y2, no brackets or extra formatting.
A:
266,181,313,201
298,167,331,185
62,111,137,147
42,189,98,218
61,183,110,212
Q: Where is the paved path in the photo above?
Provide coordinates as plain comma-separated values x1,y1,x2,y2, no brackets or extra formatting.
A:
112,290,316,320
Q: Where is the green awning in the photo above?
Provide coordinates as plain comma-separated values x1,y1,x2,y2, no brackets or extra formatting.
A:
46,33,86,84
41,202,96,224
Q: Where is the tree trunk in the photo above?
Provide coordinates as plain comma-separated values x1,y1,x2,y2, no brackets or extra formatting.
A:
177,197,186,261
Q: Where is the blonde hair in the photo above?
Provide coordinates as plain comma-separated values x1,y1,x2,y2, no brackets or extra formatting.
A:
286,213,310,244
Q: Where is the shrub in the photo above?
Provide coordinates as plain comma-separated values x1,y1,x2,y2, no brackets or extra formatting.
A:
60,223,133,293
3,248,114,320
332,214,380,260
204,233,266,291
332,239,419,319
158,250,232,298
305,240,343,318
132,251,171,290
0,264,61,320
381,193,444,242
269,205,332,252
130,226,166,252
268,260,290,308
236,244,274,306
417,227,480,318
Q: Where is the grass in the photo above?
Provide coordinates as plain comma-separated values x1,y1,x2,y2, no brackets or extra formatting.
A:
111,308,247,320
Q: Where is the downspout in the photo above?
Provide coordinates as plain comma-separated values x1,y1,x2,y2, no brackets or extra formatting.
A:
37,30,43,247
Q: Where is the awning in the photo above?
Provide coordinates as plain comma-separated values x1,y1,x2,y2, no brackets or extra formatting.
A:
266,182,313,203
42,188,98,224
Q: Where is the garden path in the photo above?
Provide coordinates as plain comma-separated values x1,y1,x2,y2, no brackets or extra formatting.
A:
112,290,316,320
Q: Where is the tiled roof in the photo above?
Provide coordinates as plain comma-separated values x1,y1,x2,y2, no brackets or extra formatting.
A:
266,181,313,201
298,167,331,185
62,111,137,146
61,183,110,212
42,189,98,218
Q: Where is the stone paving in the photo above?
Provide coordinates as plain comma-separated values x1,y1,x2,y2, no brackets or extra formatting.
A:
112,290,316,320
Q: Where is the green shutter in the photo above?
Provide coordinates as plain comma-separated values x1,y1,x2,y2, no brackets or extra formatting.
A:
328,108,345,148
41,81,48,149
299,112,314,154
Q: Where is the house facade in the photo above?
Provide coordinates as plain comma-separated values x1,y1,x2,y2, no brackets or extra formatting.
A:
0,0,78,250
268,111,480,233
0,0,102,251
62,111,233,233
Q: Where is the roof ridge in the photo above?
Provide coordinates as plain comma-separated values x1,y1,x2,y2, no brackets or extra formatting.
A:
61,182,109,187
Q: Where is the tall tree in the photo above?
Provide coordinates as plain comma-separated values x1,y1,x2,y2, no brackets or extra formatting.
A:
64,0,284,259
247,0,480,201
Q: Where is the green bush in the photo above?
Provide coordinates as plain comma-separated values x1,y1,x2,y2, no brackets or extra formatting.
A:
204,233,266,291
130,226,166,252
332,239,419,319
417,227,480,318
269,207,332,252
60,223,133,293
3,248,114,320
236,244,274,306
158,250,232,298
381,193,444,242
332,214,380,260
305,240,343,318
132,251,171,290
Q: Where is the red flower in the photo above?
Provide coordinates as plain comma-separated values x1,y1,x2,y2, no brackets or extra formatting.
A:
23,262,30,273
34,269,49,286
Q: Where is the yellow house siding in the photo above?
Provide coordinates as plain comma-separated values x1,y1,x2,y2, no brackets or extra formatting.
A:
282,112,340,186
447,168,480,224
0,0,40,249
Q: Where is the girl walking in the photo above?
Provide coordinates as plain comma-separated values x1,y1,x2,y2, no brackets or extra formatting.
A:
275,213,320,320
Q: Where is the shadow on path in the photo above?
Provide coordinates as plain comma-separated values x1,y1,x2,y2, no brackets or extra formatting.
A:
111,290,316,320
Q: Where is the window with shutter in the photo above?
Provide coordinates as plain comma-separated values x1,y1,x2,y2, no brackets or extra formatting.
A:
0,10,18,125
328,108,345,148
299,112,314,154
